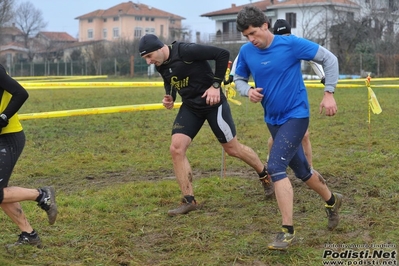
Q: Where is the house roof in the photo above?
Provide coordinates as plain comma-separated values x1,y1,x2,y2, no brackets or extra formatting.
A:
0,42,29,52
269,0,359,8
75,1,185,20
201,2,270,17
0,25,24,36
273,0,357,6
36,32,77,42
201,0,359,17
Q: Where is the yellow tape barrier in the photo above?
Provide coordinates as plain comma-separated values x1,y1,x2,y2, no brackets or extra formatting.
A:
19,82,399,90
20,82,164,89
15,76,398,120
19,102,182,120
15,75,108,81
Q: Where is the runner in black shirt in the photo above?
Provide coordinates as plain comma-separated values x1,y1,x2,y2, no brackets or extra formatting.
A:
0,64,57,248
139,34,273,216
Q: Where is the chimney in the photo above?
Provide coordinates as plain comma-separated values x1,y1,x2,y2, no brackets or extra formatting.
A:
232,4,236,8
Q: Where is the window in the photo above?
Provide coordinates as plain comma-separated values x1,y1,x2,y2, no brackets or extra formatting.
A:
103,29,107,39
113,17,119,21
285,13,296,28
103,18,107,22
134,27,142,38
88,29,93,39
113,27,119,38
171,19,175,24
145,28,155,34
222,20,241,40
160,25,164,36
145,17,150,21
135,16,142,21
88,18,93,23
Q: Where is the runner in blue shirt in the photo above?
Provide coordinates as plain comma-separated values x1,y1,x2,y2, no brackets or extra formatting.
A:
234,6,343,250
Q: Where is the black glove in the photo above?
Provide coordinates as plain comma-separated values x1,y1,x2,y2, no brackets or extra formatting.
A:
321,77,325,85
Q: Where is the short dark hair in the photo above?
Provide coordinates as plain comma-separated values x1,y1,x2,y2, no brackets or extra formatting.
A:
236,6,270,32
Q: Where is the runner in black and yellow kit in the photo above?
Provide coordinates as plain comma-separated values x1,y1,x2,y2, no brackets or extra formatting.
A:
139,34,273,216
0,64,57,248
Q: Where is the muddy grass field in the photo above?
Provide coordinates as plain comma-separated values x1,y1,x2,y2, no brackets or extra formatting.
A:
0,78,397,265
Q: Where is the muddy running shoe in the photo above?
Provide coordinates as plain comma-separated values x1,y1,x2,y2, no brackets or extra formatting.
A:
7,231,42,249
38,186,58,225
268,228,295,250
325,193,343,230
168,198,198,216
259,175,274,199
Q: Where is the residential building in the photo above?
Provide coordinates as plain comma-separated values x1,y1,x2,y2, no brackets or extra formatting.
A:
33,32,78,62
0,24,25,45
201,0,361,48
60,39,111,62
201,0,399,77
35,32,77,48
0,24,28,66
0,42,29,67
75,1,185,42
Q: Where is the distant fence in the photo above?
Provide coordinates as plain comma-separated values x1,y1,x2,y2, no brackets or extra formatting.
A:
6,52,399,78
6,57,152,77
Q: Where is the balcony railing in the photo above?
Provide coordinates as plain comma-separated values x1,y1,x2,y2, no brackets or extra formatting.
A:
207,32,247,43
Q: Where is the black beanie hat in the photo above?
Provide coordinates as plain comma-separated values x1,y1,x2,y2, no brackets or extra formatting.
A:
139,34,164,56
273,19,291,35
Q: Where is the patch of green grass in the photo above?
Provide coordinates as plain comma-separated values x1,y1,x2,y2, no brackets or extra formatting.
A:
1,77,398,265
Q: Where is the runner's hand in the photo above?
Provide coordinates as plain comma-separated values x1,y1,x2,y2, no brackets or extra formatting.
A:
248,87,264,103
163,95,174,109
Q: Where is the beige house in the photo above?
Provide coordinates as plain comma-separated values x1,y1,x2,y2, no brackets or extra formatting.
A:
75,1,185,42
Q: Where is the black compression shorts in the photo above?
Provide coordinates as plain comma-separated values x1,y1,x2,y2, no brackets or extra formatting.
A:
171,101,236,143
0,131,25,189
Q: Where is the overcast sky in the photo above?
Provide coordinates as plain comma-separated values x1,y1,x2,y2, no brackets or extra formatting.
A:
30,0,252,38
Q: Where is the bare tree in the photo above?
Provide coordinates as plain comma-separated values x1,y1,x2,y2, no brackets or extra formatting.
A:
13,1,47,48
0,0,15,27
84,41,109,75
327,0,399,76
294,2,327,42
365,0,399,76
109,38,137,75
